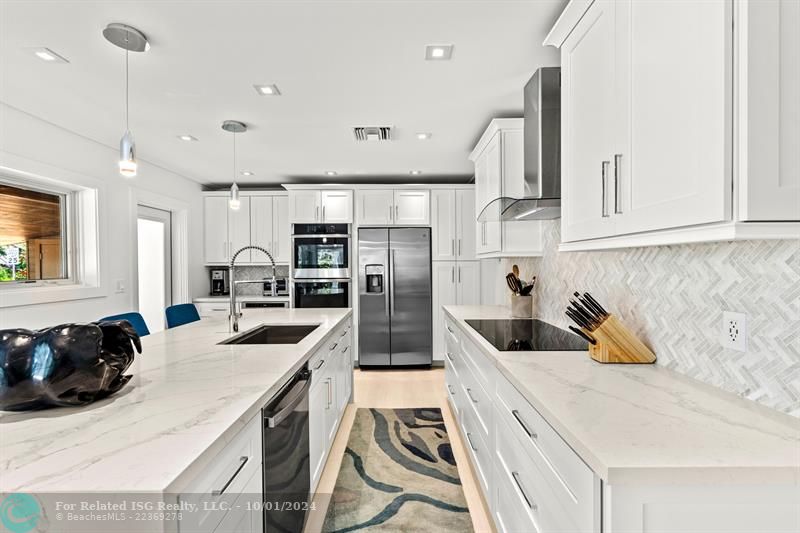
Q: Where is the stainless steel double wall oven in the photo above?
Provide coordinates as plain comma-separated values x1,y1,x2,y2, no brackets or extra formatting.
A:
291,224,351,308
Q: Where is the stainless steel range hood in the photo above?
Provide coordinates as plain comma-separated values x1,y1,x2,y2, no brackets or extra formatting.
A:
477,67,561,222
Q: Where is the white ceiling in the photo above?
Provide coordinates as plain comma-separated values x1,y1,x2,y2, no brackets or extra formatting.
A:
0,0,564,186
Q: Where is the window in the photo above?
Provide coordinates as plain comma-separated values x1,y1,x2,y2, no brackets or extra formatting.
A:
0,182,68,284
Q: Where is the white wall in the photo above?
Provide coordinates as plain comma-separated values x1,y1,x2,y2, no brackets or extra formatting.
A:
0,103,206,330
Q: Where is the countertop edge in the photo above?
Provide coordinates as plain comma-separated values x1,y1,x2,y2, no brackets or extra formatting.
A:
163,309,351,495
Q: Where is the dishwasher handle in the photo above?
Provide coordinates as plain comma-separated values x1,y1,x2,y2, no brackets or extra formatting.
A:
264,373,311,428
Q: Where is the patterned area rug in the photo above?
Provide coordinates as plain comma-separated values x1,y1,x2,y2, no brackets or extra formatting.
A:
322,408,473,532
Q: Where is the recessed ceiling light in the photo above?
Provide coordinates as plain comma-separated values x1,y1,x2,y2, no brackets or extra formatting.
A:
241,170,255,176
325,171,338,176
177,135,198,142
425,44,453,61
416,132,432,140
30,47,69,63
409,170,422,176
254,84,281,96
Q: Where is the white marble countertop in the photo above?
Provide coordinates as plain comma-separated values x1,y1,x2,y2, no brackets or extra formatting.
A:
193,295,289,302
444,305,800,486
0,308,351,493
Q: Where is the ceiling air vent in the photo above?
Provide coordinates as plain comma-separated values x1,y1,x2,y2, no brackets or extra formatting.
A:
353,126,392,142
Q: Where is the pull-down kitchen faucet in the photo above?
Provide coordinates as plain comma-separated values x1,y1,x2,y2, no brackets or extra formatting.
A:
229,245,277,332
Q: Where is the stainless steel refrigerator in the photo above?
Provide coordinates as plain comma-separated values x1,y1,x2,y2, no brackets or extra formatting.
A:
358,227,432,366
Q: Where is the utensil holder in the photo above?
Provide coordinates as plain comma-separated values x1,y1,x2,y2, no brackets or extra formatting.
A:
510,295,533,318
587,315,656,364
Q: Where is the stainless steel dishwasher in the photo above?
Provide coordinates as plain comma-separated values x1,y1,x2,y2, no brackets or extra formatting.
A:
262,364,311,532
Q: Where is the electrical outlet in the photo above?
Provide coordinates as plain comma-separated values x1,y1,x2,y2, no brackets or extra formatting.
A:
721,311,747,352
115,279,126,294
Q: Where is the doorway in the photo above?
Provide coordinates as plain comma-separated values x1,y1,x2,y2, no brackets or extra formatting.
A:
137,205,172,333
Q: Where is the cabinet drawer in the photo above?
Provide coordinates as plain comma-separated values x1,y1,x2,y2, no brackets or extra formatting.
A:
461,335,495,393
195,302,231,317
458,361,492,444
496,412,588,533
444,315,460,347
179,415,262,533
495,374,595,531
461,399,492,500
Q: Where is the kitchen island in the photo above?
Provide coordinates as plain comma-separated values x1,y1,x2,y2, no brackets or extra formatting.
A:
442,305,800,533
0,308,352,532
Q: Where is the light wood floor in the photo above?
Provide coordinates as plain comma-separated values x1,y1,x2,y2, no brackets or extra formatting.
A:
306,368,494,533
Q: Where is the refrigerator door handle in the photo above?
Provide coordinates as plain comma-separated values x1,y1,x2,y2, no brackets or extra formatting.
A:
384,253,390,317
389,249,396,316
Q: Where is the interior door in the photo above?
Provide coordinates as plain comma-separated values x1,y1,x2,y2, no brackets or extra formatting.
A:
432,261,457,362
456,189,477,260
615,0,731,234
431,190,456,261
561,0,617,242
388,228,432,366
357,189,394,225
137,205,172,333
357,228,391,366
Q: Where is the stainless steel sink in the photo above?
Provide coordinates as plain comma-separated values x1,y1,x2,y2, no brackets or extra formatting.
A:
219,324,319,345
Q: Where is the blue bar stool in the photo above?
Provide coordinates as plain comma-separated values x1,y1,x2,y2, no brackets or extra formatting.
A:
99,312,151,337
165,303,201,329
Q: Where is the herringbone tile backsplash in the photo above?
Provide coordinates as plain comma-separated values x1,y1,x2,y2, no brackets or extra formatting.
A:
503,221,800,417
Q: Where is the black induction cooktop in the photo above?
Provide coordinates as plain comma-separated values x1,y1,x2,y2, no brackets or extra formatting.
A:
465,319,588,352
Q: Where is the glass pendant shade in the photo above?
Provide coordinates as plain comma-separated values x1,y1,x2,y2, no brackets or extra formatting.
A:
119,129,137,178
229,182,241,210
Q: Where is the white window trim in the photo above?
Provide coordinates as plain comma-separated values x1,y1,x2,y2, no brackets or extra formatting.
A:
0,156,107,308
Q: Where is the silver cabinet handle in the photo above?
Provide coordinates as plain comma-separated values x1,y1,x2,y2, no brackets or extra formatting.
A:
212,456,249,496
614,153,623,214
511,409,537,439
322,205,326,221
451,266,455,283
314,359,325,371
389,249,396,316
340,329,348,337
326,378,332,408
458,266,461,284
341,345,349,354
451,238,455,256
388,204,393,223
395,204,399,220
446,324,454,334
447,384,455,395
512,471,537,510
329,342,338,351
458,239,462,257
446,351,454,362
315,205,320,222
601,160,610,218
466,388,478,403
466,432,478,451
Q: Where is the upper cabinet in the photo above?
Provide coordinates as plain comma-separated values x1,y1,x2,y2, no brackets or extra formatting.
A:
548,0,799,250
355,189,430,226
469,119,543,258
431,188,476,261
288,189,353,224
203,192,290,264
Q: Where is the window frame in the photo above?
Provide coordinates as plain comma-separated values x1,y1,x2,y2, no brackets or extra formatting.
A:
0,178,72,286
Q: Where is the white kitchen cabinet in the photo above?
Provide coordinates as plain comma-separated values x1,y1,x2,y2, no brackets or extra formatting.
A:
393,190,430,225
251,195,291,264
213,470,263,533
549,0,799,250
432,189,477,261
204,196,230,264
356,189,395,225
560,0,618,242
308,371,328,491
355,189,429,226
272,195,290,263
470,119,543,257
289,190,353,223
228,197,252,262
432,261,480,362
456,189,477,260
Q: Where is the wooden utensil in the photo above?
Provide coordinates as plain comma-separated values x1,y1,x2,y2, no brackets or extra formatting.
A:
512,264,520,279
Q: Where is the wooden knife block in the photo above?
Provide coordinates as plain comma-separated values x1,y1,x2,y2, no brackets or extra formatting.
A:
587,315,656,364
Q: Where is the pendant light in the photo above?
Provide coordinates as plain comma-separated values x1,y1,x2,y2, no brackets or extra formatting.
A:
222,120,247,210
103,23,149,178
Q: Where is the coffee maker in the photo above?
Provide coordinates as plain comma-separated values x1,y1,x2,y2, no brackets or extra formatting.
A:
210,268,229,296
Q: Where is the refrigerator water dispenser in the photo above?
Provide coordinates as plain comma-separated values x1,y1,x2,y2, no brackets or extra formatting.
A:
365,265,384,293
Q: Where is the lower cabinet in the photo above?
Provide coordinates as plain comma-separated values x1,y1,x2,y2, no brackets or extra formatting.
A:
309,319,353,492
443,315,599,533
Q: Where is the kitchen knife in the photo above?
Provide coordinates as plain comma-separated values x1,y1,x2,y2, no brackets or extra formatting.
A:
569,325,597,345
583,292,609,317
